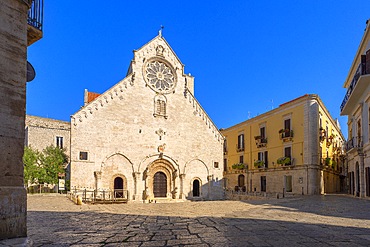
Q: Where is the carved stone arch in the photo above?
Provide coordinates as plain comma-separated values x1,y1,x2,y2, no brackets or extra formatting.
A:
138,154,179,174
190,177,202,197
111,173,127,191
98,153,135,198
142,157,179,200
184,159,209,176
101,152,134,172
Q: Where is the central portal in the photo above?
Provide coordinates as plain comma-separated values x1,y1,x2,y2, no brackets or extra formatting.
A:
153,171,167,197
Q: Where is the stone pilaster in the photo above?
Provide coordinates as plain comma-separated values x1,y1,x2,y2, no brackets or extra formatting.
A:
133,172,141,201
94,171,102,190
0,0,29,240
179,174,186,199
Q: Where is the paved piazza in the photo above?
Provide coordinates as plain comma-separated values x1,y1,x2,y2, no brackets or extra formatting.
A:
25,194,370,246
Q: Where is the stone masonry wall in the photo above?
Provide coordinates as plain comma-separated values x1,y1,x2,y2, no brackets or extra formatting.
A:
0,0,29,240
70,36,224,201
25,115,71,154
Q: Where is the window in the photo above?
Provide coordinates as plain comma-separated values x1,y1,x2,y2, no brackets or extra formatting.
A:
79,151,88,160
56,136,63,149
260,127,265,139
258,151,269,168
223,139,228,153
223,159,227,172
156,99,166,116
237,134,245,151
284,119,291,131
284,147,292,165
239,155,244,164
153,95,167,118
214,162,219,168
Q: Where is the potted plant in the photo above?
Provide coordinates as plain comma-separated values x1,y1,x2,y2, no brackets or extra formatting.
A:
325,157,332,166
254,160,264,168
277,157,291,166
232,163,246,170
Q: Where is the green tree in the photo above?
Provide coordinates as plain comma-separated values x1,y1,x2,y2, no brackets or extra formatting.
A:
23,146,40,185
39,145,68,184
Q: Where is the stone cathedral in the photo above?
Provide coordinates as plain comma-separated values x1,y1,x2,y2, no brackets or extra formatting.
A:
70,34,224,202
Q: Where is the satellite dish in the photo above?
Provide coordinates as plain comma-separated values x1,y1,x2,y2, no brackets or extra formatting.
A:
27,61,35,82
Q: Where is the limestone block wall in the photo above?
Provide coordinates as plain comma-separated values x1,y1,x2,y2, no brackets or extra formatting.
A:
70,36,224,201
0,0,29,240
25,115,70,154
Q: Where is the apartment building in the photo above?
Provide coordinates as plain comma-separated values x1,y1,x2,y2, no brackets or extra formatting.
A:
222,94,345,195
340,19,370,198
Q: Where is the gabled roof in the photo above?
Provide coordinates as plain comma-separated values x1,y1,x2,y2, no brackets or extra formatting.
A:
134,34,184,68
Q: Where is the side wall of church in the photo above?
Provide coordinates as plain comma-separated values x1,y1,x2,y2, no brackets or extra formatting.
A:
70,37,224,201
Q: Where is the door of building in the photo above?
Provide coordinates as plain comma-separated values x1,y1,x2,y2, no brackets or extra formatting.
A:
261,176,266,192
153,172,167,197
114,177,124,198
193,179,200,197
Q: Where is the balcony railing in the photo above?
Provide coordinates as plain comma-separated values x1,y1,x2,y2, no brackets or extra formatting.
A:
340,57,368,112
28,0,44,31
279,129,294,140
345,136,363,152
254,136,267,148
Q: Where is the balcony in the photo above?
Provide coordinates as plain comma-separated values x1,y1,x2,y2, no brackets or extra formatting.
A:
27,0,44,46
254,136,267,148
236,144,244,152
279,129,294,142
345,136,363,152
340,54,370,115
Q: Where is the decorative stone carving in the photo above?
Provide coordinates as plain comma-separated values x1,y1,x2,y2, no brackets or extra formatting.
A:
155,128,166,140
143,59,176,93
156,45,164,56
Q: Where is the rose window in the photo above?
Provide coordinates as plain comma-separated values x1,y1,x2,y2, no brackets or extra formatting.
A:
145,60,175,93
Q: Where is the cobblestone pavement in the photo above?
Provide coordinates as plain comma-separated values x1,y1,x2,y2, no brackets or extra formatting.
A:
24,194,370,246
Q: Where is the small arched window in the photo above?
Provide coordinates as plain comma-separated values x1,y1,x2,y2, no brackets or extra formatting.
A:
153,95,167,118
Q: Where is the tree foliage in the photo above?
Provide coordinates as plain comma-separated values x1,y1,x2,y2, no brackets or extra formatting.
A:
23,146,40,185
23,145,68,185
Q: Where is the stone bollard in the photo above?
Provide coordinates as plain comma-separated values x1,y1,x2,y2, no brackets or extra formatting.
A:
77,195,82,205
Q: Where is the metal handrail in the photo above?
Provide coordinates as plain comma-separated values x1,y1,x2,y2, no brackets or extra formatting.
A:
28,0,44,31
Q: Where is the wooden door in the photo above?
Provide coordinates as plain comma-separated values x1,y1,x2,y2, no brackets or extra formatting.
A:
153,172,167,197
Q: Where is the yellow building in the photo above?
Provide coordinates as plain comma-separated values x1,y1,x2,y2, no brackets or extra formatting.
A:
221,94,345,196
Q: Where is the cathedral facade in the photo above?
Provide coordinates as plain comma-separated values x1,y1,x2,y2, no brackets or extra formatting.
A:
70,35,224,202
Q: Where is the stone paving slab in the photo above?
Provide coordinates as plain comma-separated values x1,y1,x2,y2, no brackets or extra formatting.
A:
19,194,370,246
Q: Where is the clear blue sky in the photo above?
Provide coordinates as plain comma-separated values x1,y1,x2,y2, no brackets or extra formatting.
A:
27,1,370,138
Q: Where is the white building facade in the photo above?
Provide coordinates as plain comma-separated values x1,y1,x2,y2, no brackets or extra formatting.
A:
70,35,224,202
340,19,370,198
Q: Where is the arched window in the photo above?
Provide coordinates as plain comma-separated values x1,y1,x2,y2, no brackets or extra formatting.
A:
153,95,167,118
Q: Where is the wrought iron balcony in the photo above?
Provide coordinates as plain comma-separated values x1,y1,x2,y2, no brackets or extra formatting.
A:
254,136,267,148
345,136,363,152
27,0,44,46
340,52,370,114
279,129,294,141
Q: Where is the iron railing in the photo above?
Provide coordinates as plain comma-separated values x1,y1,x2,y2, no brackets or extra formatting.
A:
70,188,129,204
340,59,368,112
345,136,363,152
28,0,44,31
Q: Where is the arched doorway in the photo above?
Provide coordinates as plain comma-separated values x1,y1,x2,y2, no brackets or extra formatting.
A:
153,172,167,197
114,177,124,198
193,179,200,197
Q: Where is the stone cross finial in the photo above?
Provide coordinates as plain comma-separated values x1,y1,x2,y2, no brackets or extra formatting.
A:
159,25,164,37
